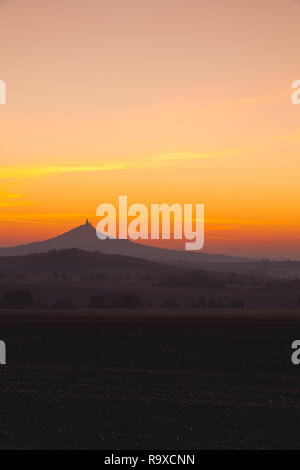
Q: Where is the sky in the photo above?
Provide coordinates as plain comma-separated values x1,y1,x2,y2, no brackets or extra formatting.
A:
0,0,300,259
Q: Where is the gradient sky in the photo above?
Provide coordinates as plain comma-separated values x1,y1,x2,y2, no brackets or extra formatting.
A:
1,0,300,258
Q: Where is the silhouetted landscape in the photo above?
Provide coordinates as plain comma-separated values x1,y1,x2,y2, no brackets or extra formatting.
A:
0,219,247,262
1,222,300,310
0,223,299,449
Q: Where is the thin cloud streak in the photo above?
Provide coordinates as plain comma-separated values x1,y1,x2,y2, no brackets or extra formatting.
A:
0,163,125,178
0,150,238,179
0,189,26,206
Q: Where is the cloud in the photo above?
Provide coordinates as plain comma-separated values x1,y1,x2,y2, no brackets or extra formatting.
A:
0,202,26,207
0,212,88,224
0,149,238,179
0,164,103,178
0,163,126,178
151,150,239,163
0,189,26,206
0,189,23,198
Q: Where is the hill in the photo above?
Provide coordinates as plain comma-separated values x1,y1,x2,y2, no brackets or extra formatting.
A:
0,219,248,264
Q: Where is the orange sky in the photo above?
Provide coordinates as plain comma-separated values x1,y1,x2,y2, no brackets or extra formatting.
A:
1,0,300,259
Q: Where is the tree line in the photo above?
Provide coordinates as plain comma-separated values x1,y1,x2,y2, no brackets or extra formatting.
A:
0,289,249,310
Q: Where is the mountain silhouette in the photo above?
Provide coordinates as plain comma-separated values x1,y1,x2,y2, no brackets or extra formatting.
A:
0,219,246,263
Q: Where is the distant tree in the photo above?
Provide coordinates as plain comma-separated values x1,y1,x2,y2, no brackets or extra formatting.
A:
119,294,143,309
37,298,47,309
104,291,119,308
1,290,35,309
231,299,244,308
51,300,77,309
88,296,105,309
198,297,207,308
162,298,178,309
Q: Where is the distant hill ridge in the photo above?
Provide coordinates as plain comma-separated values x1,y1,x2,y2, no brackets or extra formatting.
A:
0,219,248,264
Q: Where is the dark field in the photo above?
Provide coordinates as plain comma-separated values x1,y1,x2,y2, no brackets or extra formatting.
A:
0,309,300,449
